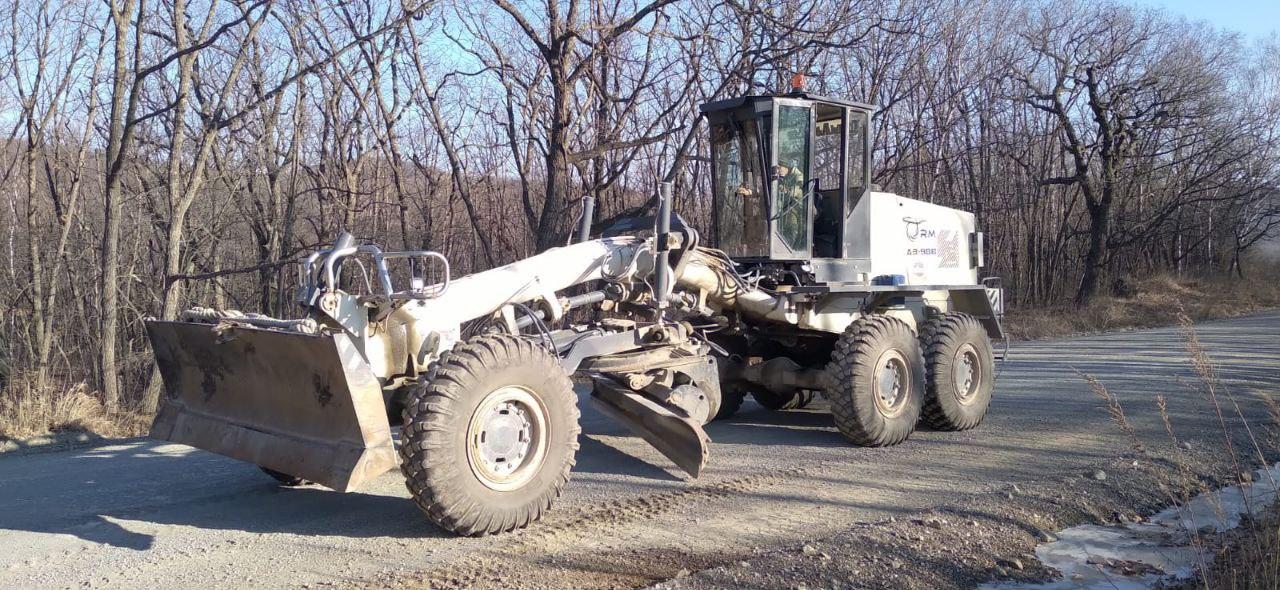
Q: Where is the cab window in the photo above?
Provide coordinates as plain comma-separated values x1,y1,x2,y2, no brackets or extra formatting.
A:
711,122,767,257
774,105,811,252
813,106,844,257
847,113,867,201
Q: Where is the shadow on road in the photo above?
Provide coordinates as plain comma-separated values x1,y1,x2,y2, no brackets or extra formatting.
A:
2,312,1276,556
574,435,685,481
1,402,865,549
708,407,848,447
0,441,451,549
71,516,155,551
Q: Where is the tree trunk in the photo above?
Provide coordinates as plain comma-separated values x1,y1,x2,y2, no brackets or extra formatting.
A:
100,0,139,409
1075,202,1109,305
536,66,574,252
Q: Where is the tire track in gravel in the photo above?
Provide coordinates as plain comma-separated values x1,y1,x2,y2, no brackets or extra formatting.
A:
378,463,828,589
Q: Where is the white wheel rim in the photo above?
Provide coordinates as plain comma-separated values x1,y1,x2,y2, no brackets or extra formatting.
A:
466,385,549,491
873,349,910,417
952,343,981,405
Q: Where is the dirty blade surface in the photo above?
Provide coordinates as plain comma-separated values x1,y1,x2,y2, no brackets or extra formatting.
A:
146,320,396,492
589,378,710,477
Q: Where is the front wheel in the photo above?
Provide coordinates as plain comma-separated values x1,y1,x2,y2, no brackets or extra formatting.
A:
824,315,925,446
260,467,307,487
398,335,580,536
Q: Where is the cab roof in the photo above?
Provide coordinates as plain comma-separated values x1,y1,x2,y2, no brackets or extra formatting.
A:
699,92,876,115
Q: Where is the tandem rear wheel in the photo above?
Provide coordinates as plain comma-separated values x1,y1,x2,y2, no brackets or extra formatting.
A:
919,312,996,431
824,315,926,446
822,312,996,447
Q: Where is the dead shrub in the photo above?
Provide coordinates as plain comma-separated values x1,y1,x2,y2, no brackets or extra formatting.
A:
1005,269,1280,341
0,376,147,441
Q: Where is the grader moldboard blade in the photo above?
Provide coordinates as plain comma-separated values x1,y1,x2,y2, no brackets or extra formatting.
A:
589,377,710,477
145,320,397,492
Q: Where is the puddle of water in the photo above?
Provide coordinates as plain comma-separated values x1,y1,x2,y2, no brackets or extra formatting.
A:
982,463,1280,590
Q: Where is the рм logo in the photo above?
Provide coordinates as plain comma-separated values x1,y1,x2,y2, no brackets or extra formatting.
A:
902,217,934,241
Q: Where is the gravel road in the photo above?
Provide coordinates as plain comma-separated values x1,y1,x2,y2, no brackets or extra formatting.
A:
2,312,1278,589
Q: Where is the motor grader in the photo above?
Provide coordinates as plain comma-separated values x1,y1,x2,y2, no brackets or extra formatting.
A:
145,88,1005,536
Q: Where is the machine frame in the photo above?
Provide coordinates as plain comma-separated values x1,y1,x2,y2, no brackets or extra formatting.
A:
142,88,1009,538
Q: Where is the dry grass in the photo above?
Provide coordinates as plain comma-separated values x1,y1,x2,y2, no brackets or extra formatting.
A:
1177,312,1280,589
0,377,148,441
1193,503,1280,589
1081,313,1280,589
1004,270,1280,341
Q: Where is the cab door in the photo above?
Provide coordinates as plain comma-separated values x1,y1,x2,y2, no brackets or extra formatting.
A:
709,119,769,258
769,98,814,260
812,103,848,258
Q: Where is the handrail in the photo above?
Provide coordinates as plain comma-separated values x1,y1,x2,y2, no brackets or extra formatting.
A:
378,250,451,300
323,245,361,295
300,238,451,302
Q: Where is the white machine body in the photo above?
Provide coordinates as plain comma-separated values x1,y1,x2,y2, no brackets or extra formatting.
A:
847,192,981,286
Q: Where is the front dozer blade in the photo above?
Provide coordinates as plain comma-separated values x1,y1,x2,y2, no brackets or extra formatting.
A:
590,377,710,477
145,320,397,492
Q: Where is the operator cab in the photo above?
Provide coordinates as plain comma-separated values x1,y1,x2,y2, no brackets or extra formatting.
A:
701,78,873,282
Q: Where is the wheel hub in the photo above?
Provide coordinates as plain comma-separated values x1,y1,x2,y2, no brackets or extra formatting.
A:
477,402,531,471
952,344,981,404
872,350,909,417
467,386,548,491
667,384,712,424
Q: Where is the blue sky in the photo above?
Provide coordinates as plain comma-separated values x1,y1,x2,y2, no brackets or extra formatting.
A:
1144,0,1279,41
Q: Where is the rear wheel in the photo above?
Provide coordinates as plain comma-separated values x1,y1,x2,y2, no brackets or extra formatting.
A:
824,315,925,446
919,313,995,431
399,335,580,536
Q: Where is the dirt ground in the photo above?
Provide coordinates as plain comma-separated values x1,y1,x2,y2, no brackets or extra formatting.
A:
1,313,1276,590
648,448,1262,590
375,429,1268,590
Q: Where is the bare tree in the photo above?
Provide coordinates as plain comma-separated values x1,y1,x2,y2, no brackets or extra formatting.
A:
1,0,1278,423
1013,3,1228,303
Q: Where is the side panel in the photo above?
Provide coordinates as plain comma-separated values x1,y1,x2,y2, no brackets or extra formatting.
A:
848,192,979,286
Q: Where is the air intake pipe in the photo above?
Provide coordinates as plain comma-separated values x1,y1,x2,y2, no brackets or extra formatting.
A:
673,249,792,325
